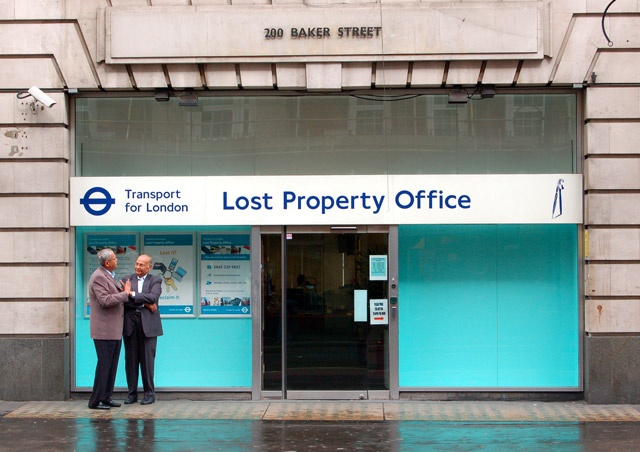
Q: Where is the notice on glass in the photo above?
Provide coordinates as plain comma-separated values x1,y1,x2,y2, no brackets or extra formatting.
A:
142,233,196,317
370,299,388,325
84,233,139,317
200,234,251,317
369,255,388,281
354,290,368,322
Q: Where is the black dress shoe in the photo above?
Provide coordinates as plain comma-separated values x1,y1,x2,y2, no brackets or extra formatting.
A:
140,396,155,405
89,401,111,410
124,396,138,405
105,399,121,407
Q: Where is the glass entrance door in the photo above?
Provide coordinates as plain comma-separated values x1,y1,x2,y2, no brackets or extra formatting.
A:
261,227,389,398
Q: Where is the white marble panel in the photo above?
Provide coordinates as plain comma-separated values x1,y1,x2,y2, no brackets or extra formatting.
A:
586,0,639,13
152,0,192,5
14,161,68,193
0,163,13,192
129,64,168,88
552,16,602,84
593,52,640,84
0,0,15,19
271,0,305,4
0,127,68,160
446,61,482,86
586,87,640,119
14,0,64,19
43,197,69,228
65,0,105,20
192,0,232,4
96,64,135,89
586,123,640,155
585,299,640,333
0,231,69,262
481,60,518,85
587,263,640,296
0,58,62,90
0,301,69,335
0,197,68,228
44,23,99,88
341,63,372,89
585,158,640,190
167,64,203,89
376,62,408,88
0,22,96,88
78,17,132,89
0,266,68,298
517,59,554,85
111,0,149,6
587,228,640,260
275,64,306,89
586,194,640,225
204,64,238,89
306,63,341,91
556,0,587,14
411,61,446,87
238,63,273,89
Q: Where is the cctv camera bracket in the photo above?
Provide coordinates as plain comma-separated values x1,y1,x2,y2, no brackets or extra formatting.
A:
16,91,41,114
16,86,56,113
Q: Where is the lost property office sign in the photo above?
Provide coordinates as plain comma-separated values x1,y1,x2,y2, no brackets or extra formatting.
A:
70,174,582,226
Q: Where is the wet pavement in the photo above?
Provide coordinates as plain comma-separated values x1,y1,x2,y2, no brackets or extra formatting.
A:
3,400,640,451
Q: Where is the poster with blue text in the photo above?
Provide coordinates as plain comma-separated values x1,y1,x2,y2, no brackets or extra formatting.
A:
142,233,196,317
200,234,251,317
84,233,139,317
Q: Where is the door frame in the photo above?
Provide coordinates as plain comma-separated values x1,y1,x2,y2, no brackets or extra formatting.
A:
251,225,399,400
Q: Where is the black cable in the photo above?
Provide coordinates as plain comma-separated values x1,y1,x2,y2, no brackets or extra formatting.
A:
601,0,618,47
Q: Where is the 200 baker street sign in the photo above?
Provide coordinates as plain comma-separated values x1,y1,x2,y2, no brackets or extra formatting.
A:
264,26,382,40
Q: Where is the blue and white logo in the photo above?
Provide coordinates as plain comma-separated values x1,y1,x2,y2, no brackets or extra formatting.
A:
80,187,116,216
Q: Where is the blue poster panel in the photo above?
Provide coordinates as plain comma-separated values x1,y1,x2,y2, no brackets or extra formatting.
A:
200,234,251,317
142,233,196,317
84,233,139,317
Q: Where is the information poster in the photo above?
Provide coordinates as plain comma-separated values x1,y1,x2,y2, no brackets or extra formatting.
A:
200,234,251,317
84,233,139,317
369,255,388,281
142,233,196,317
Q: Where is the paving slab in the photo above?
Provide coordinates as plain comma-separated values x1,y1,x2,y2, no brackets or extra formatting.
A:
3,400,640,422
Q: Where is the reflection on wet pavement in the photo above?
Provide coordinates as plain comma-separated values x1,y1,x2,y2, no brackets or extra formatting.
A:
3,418,640,451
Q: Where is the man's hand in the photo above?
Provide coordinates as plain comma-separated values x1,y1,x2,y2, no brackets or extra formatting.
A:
144,303,158,314
121,279,132,293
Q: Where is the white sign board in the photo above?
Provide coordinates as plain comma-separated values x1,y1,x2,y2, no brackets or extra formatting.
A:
70,174,582,226
370,299,389,325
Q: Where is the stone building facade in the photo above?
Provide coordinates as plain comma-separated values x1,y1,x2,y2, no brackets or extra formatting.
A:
0,0,639,403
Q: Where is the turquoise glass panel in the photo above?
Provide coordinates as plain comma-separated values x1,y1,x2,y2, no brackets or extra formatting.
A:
399,225,499,387
496,225,579,387
74,226,252,389
399,224,579,388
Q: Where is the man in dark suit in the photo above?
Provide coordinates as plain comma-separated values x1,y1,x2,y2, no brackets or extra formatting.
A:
88,248,131,410
123,254,163,405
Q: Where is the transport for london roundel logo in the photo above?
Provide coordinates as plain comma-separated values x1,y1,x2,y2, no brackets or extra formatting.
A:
80,187,115,216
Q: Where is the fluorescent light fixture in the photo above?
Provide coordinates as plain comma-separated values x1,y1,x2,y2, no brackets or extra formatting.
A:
179,90,198,107
448,88,468,104
480,84,496,98
154,89,171,102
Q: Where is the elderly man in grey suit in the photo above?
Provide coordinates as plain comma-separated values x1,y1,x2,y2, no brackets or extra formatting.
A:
122,254,163,405
88,248,131,410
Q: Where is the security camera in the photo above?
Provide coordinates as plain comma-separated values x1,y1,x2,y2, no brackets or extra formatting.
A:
27,86,56,108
